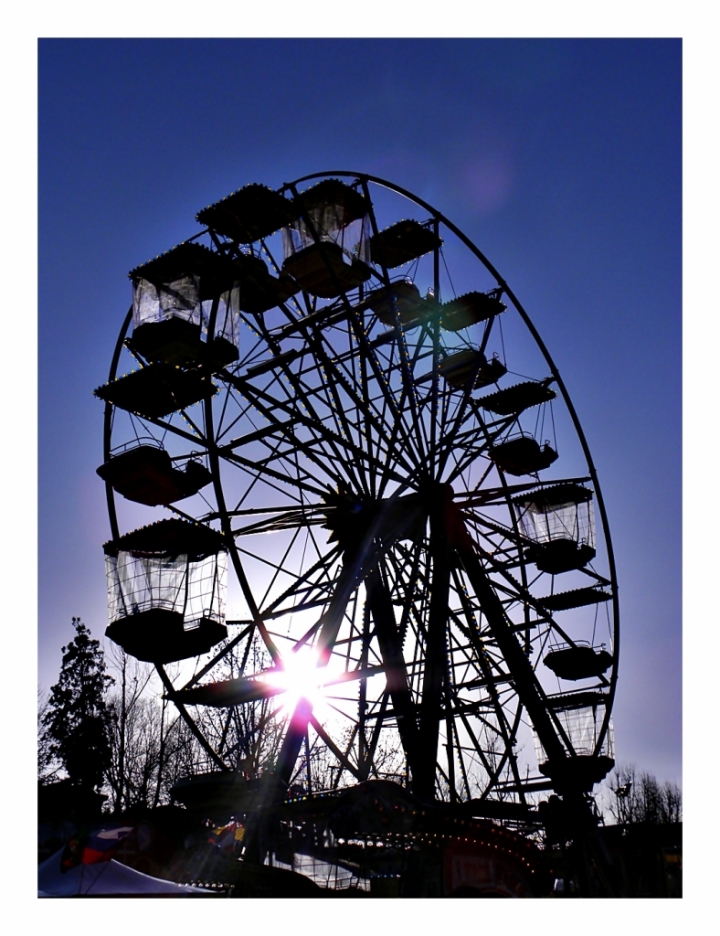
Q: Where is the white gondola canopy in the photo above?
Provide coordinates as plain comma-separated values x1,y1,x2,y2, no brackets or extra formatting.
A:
105,551,227,627
534,696,614,762
102,520,228,663
132,274,203,329
282,179,371,264
513,484,595,550
128,243,240,367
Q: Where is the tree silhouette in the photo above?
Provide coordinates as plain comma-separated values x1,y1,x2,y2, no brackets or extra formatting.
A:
42,618,114,793
607,764,682,825
37,686,59,784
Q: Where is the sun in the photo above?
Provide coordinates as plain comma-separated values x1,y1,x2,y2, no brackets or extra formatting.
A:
260,645,336,718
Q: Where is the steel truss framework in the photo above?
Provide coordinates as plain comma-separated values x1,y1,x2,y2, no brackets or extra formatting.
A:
100,171,619,831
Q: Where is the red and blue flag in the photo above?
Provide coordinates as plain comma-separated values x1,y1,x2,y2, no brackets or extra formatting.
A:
60,826,134,871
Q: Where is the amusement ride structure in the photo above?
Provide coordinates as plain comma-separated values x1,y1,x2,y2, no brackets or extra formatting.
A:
95,172,619,894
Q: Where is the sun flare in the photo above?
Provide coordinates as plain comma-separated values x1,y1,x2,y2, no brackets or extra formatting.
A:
260,646,336,718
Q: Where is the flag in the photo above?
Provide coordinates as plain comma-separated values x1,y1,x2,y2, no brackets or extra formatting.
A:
60,826,134,872
209,820,244,853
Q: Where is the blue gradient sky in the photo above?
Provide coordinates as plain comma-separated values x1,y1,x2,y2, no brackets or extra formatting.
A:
38,38,681,785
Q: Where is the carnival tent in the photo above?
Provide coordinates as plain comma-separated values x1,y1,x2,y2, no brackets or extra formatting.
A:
38,849,217,897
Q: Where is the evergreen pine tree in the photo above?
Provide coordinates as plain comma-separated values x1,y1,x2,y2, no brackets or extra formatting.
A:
42,618,114,792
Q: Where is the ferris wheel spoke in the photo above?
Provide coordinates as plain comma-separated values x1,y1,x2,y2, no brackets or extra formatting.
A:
257,525,314,610
229,382,365,492
280,312,394,493
449,715,474,801
222,505,327,535
230,452,312,518
444,432,500,486
234,332,375,495
309,325,423,480
254,547,343,623
305,326,372,456
404,331,437,459
155,665,228,771
385,540,428,645
236,547,341,618
344,313,430,475
209,368,258,444
387,315,429,461
358,690,391,780
259,537,385,799
178,623,255,693
224,422,331,506
219,370,406,492
435,391,488,480
118,411,209,450
293,350,364,463
223,448,328,500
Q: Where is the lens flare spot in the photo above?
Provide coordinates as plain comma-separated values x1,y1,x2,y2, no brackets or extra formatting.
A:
261,646,334,717
459,154,514,213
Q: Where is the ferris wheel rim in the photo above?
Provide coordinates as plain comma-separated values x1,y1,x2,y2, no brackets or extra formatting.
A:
98,170,620,805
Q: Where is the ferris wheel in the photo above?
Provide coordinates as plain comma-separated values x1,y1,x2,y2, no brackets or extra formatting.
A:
95,171,619,818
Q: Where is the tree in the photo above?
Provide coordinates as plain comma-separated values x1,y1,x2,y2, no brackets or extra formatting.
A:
105,647,155,813
41,618,114,793
38,686,60,784
606,764,682,825
188,632,286,779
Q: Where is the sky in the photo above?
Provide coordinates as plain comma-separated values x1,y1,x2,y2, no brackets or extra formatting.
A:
34,35,684,807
